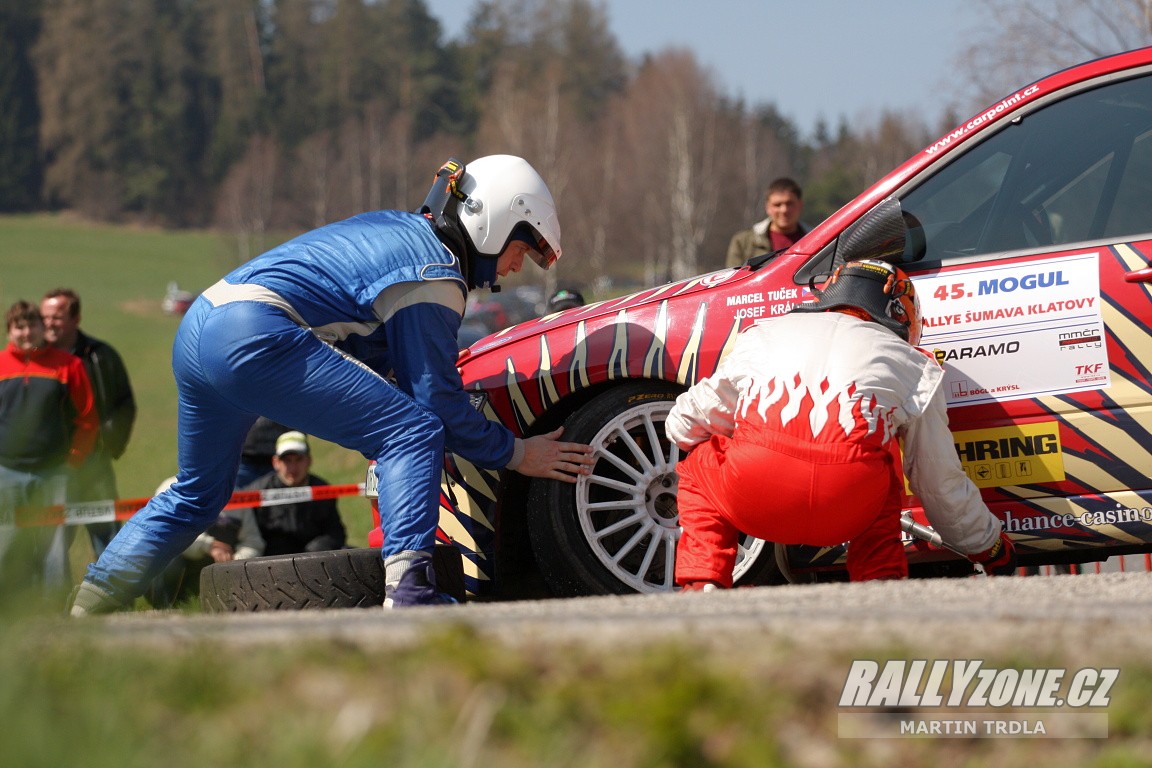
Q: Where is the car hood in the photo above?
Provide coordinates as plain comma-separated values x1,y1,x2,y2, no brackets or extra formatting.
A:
458,266,755,364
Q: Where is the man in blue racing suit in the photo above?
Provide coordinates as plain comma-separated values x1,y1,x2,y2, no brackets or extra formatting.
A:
71,155,595,613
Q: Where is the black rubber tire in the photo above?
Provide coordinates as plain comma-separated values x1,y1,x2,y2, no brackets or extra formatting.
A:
200,545,465,612
528,382,783,597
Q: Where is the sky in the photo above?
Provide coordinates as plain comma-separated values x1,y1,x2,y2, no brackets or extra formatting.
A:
421,0,987,138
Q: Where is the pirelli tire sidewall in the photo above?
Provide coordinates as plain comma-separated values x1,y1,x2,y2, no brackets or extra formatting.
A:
199,545,466,612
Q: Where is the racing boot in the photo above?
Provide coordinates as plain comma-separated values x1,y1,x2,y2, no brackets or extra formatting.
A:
383,550,459,608
680,581,722,592
68,580,125,617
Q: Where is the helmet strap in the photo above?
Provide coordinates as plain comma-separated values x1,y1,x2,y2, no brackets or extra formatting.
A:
418,158,490,290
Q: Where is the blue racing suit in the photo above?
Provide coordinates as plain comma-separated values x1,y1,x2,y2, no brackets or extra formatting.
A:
83,211,516,603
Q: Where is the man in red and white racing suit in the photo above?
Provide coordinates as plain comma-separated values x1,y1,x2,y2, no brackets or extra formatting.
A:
666,259,1015,588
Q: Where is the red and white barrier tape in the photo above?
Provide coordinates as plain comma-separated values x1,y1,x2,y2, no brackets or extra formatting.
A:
2,483,366,529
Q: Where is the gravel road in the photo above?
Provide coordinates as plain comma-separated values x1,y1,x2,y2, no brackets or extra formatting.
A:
85,571,1152,663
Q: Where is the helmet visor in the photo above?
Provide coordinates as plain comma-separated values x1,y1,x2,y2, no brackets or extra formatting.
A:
529,234,558,269
510,224,558,270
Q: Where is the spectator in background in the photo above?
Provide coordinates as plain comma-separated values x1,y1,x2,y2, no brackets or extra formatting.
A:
145,476,264,608
725,178,809,268
0,301,98,595
546,287,585,314
245,431,346,555
40,288,137,557
236,416,291,488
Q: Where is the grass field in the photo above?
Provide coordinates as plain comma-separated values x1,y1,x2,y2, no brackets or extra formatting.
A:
0,213,375,550
1,607,1150,768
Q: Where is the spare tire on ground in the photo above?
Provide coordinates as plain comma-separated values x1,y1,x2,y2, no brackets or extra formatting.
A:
200,545,466,612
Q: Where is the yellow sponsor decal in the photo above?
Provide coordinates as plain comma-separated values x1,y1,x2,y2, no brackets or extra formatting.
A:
951,422,1065,488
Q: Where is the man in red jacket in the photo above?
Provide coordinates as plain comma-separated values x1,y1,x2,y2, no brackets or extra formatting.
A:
0,300,98,595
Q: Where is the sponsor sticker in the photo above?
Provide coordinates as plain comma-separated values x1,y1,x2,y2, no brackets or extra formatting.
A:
950,422,1065,488
917,253,1109,406
837,659,1115,739
699,270,734,288
1001,500,1152,535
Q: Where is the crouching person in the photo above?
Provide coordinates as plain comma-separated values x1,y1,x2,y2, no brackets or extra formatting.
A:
667,260,1015,590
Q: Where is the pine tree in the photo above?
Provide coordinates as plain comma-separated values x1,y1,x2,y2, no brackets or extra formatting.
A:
0,2,43,210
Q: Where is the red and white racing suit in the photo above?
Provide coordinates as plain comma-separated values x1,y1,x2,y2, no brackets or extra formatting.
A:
666,311,1002,586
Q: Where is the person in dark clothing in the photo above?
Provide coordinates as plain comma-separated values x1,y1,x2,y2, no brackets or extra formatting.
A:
244,431,346,555
546,287,585,314
41,289,137,556
235,417,291,489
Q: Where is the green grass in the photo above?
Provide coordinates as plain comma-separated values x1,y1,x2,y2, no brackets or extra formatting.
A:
0,609,1150,767
0,213,375,552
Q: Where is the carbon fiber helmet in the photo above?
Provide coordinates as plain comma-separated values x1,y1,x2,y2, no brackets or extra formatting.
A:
792,259,922,344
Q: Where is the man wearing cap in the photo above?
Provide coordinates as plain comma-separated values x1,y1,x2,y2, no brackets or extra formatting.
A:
244,431,347,556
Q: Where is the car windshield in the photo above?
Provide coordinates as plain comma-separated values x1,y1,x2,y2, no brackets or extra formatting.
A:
901,72,1152,263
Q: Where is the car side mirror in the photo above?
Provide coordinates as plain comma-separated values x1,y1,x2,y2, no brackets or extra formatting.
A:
836,196,907,264
792,197,922,289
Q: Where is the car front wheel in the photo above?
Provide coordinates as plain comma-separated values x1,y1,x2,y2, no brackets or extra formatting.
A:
527,382,782,596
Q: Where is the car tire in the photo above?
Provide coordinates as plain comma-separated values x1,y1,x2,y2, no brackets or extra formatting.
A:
527,381,783,597
199,545,466,612
773,543,820,584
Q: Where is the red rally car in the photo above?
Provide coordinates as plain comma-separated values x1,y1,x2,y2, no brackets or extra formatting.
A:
368,47,1152,599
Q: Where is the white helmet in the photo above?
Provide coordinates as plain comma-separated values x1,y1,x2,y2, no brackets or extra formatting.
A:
456,154,562,269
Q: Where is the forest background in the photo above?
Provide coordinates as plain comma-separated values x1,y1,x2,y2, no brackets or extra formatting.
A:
6,0,1150,291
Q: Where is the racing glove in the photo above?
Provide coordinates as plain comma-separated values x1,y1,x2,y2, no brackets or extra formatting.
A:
967,532,1017,576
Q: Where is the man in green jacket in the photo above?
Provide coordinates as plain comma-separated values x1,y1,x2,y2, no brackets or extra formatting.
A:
725,177,809,268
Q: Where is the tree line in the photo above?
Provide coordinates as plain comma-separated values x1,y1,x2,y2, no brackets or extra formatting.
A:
3,0,961,287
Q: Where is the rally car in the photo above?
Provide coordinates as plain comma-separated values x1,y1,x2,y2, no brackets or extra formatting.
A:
368,46,1152,599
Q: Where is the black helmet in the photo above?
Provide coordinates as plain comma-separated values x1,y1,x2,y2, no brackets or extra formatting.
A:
791,259,922,344
547,287,585,313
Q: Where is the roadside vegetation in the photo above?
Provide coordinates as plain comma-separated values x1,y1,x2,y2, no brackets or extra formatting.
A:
1,598,1150,767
